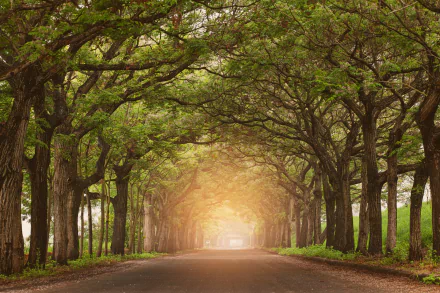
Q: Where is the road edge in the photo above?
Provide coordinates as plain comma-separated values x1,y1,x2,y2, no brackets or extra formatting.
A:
264,249,439,283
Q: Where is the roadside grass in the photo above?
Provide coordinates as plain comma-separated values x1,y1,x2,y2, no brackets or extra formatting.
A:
0,252,164,283
276,202,439,284
271,245,361,261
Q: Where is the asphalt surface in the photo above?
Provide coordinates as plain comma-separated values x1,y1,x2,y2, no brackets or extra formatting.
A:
28,249,434,293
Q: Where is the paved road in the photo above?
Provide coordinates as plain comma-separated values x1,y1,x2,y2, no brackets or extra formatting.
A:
28,249,436,293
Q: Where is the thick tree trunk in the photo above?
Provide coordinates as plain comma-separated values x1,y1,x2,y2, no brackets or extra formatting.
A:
427,150,440,254
409,162,429,261
299,205,309,248
143,194,155,252
357,156,369,254
362,113,382,255
53,131,77,265
27,138,51,267
322,172,336,248
111,174,130,255
128,184,135,254
0,72,39,274
157,218,169,252
307,203,314,246
313,169,323,245
333,186,346,251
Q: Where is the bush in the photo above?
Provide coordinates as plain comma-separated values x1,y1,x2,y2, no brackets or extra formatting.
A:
273,245,360,261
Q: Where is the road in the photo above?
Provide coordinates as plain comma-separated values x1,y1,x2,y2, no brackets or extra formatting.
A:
17,249,438,293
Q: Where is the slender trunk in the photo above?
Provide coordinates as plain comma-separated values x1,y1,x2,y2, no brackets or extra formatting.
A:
46,182,53,259
137,196,144,254
294,202,301,247
80,190,85,258
322,172,336,248
105,181,111,256
357,156,369,254
143,194,154,252
97,180,106,257
386,146,399,254
87,191,93,256
409,161,429,261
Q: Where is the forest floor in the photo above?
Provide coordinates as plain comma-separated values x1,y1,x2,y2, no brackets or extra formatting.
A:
2,249,439,293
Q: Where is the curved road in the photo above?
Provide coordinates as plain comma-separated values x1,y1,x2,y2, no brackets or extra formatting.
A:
23,249,437,292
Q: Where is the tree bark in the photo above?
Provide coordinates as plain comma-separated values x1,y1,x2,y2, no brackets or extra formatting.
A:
143,193,155,252
0,69,40,274
313,168,322,245
87,191,93,256
322,171,336,248
97,180,106,257
409,161,429,261
137,195,144,254
362,111,383,255
357,155,369,254
111,166,131,255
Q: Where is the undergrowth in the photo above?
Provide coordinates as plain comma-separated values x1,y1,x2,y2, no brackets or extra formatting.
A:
271,245,361,261
0,252,163,282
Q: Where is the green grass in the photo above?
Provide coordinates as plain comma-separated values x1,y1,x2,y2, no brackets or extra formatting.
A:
0,252,164,282
272,245,361,261
352,201,433,248
285,202,434,263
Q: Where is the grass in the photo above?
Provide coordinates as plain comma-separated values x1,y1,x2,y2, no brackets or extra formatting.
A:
0,252,164,283
352,201,433,249
271,245,361,261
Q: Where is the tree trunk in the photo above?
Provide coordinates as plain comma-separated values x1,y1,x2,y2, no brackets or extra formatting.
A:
322,172,336,248
111,173,130,255
313,169,323,245
137,191,144,254
386,145,399,254
105,181,111,256
299,204,309,248
157,218,169,252
0,71,39,274
80,189,85,258
294,201,301,247
143,193,155,252
46,181,53,259
97,180,106,257
128,184,136,254
362,112,382,255
409,161,429,261
26,125,53,268
87,191,93,256
53,130,77,265
357,156,369,254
